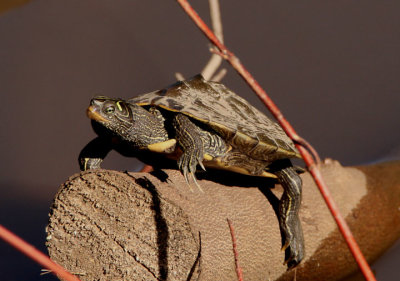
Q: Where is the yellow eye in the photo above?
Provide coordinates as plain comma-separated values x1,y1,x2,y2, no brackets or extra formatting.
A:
105,106,115,114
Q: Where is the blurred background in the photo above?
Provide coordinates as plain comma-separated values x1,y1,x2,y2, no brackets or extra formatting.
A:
0,0,399,280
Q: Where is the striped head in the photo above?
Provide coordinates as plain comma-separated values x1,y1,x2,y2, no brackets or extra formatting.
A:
86,96,168,147
87,96,135,139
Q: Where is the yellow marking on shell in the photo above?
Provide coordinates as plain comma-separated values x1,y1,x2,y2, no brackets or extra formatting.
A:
147,139,177,153
135,101,151,106
260,171,278,178
87,106,108,122
203,158,277,178
158,104,180,112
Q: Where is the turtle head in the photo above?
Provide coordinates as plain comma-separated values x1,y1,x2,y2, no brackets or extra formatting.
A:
87,96,168,147
87,96,134,138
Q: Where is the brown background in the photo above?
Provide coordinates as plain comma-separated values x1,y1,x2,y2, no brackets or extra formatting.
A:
0,1,399,280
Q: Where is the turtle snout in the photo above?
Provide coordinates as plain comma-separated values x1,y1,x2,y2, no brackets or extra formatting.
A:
86,104,108,122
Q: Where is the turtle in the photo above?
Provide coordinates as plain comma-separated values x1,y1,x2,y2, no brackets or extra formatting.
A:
79,74,304,267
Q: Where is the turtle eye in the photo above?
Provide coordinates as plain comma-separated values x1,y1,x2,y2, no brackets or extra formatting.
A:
104,106,115,114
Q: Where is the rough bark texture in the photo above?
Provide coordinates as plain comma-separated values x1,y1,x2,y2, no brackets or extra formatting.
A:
46,160,400,281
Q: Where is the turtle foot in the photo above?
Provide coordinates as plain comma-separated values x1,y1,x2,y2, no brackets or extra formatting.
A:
283,234,304,269
79,158,102,171
281,217,304,269
177,148,205,193
173,114,206,192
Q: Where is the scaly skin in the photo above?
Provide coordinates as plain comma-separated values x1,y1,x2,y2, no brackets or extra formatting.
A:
275,165,304,268
79,96,305,268
172,113,228,190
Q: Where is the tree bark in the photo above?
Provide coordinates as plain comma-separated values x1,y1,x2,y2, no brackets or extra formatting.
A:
46,160,400,281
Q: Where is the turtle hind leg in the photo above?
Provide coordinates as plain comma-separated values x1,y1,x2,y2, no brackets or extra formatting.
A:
173,114,206,192
272,159,305,268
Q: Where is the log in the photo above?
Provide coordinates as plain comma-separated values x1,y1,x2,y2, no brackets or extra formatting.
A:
46,160,400,281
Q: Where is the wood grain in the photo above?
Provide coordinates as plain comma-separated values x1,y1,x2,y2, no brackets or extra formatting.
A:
46,161,400,280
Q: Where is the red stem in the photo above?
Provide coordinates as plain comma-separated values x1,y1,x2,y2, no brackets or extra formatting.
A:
140,164,154,173
176,1,376,280
0,224,81,281
227,219,244,281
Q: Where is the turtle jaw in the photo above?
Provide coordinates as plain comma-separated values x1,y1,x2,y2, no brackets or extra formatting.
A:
87,105,109,123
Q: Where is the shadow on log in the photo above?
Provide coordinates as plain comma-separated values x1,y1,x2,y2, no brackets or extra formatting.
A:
46,160,400,281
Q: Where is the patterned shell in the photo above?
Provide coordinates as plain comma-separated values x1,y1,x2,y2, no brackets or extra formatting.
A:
129,75,300,161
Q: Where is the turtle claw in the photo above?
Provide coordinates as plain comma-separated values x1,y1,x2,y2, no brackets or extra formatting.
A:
281,241,290,252
198,159,206,171
181,165,194,192
181,165,203,192
177,148,204,192
191,173,204,193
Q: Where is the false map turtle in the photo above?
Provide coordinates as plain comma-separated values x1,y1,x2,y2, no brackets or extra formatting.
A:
79,75,305,267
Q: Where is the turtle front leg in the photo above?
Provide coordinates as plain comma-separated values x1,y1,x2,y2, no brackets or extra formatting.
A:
274,162,305,268
78,137,113,171
172,114,207,191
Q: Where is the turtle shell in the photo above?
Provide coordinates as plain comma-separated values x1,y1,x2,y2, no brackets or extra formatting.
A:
129,75,300,162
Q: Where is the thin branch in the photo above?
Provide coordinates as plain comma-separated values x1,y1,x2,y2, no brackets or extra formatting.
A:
201,54,224,81
227,219,244,281
175,1,376,280
201,0,224,81
175,72,185,81
211,68,227,82
209,0,223,42
0,224,81,281
177,0,226,82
